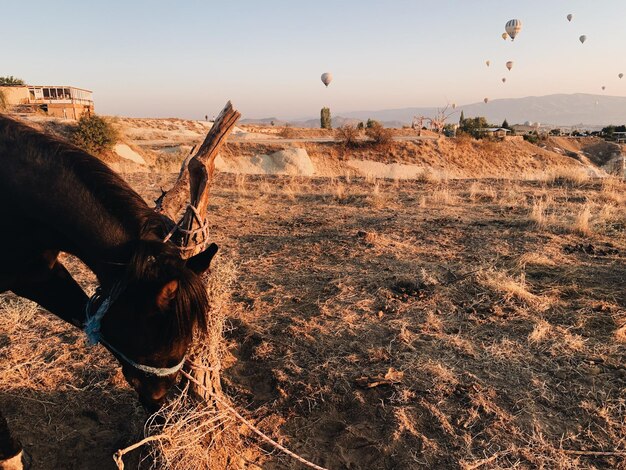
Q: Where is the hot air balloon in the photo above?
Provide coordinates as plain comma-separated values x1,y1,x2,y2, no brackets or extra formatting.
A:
602,86,606,91
452,103,457,109
321,72,333,87
579,35,587,44
619,73,624,79
486,60,491,67
502,32,508,41
484,98,489,104
505,19,522,41
567,14,573,22
506,61,514,71
502,78,507,83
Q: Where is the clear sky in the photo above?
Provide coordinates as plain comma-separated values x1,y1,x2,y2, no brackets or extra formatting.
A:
3,0,625,119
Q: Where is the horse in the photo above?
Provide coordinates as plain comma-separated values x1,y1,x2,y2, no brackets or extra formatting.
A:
0,114,218,468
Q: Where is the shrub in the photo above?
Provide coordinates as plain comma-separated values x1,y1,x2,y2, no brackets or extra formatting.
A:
0,76,25,86
335,124,361,147
365,121,393,147
320,107,332,129
523,133,539,144
279,125,297,138
71,115,118,154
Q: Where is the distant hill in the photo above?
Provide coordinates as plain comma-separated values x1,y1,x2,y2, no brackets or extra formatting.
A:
341,94,626,128
244,94,626,128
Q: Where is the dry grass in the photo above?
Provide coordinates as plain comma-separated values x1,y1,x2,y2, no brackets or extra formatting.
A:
530,198,548,228
138,256,252,469
3,172,625,470
572,202,592,235
544,166,591,186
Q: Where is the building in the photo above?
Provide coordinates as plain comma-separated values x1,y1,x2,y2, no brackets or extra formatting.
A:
476,128,511,138
0,84,94,119
612,131,626,143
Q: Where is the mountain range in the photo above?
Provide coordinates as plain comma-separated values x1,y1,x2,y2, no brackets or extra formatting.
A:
241,93,626,129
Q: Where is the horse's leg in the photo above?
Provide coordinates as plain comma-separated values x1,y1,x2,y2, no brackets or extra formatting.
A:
0,412,29,470
10,252,88,328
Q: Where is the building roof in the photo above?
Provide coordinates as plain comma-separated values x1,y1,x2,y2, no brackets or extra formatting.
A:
477,128,511,133
28,85,93,93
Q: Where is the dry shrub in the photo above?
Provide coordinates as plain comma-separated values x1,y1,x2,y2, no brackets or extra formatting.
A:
335,124,361,147
278,125,297,139
415,168,442,183
365,123,393,148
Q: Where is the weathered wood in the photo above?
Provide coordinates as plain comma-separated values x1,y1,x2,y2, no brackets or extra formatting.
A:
157,101,240,403
157,101,241,227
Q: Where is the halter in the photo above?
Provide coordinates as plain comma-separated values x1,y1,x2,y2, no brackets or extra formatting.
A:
83,203,209,378
84,285,186,377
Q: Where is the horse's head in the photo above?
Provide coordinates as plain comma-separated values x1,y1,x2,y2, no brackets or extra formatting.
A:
96,240,218,411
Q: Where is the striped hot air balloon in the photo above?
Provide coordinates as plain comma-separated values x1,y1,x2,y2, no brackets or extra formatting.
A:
505,19,522,41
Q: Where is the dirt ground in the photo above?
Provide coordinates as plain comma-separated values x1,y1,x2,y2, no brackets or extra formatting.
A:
1,171,625,469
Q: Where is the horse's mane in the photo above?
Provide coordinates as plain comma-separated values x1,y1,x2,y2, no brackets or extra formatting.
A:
0,114,209,339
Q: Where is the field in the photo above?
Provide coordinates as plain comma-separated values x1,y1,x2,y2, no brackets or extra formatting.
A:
1,161,624,469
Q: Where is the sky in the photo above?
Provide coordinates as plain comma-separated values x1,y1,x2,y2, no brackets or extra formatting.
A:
3,0,626,119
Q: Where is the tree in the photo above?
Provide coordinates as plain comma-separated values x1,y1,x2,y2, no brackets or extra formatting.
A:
459,110,465,125
320,107,332,129
502,119,511,130
366,118,379,129
71,115,119,155
0,76,25,86
459,116,492,138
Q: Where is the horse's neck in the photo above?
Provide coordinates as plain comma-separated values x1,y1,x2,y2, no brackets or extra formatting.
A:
3,139,152,284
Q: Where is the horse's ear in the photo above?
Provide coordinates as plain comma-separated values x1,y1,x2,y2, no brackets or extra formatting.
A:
186,243,218,274
157,280,179,310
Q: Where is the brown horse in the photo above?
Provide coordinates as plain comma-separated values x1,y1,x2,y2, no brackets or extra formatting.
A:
0,115,217,468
